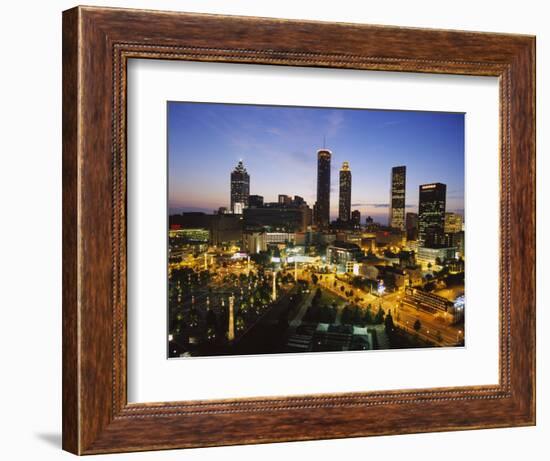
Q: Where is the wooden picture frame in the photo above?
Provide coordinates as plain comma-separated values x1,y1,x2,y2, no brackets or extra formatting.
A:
62,5,535,455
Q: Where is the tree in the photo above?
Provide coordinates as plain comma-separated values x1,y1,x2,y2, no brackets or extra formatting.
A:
311,273,319,285
413,319,422,332
206,309,217,329
364,304,374,324
341,306,353,325
206,327,216,341
352,306,363,325
235,316,245,333
384,311,395,335
375,305,385,324
320,305,335,323
424,281,436,292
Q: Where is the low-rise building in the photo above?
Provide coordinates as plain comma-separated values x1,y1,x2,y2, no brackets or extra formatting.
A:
243,231,267,254
265,232,295,244
417,246,456,267
326,241,363,271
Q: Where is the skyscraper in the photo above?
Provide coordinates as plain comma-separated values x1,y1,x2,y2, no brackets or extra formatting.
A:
418,183,447,247
405,212,418,241
389,166,406,230
315,149,331,228
339,161,352,222
230,160,250,214
351,209,361,229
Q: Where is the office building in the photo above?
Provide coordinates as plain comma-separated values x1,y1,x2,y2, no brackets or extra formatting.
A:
406,212,418,241
351,209,361,229
326,241,363,268
278,194,292,206
243,206,310,232
315,149,331,228
389,166,406,230
230,160,250,214
266,232,296,244
418,182,447,247
243,231,267,254
210,214,243,246
168,228,210,243
444,212,463,233
417,246,456,267
169,212,212,229
338,161,352,221
248,195,264,208
293,195,306,206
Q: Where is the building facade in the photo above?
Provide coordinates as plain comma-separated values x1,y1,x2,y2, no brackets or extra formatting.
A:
444,212,463,233
278,194,292,206
248,194,264,208
210,214,243,247
351,209,361,229
389,165,406,230
417,246,456,267
243,204,311,232
243,231,267,254
265,232,296,244
230,160,250,214
418,182,447,247
405,212,418,241
338,161,352,221
326,241,363,269
315,149,332,229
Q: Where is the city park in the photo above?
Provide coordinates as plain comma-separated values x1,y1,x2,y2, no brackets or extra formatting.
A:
168,247,464,358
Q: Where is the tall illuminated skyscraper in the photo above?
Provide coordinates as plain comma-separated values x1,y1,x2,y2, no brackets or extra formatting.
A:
389,165,406,230
418,182,447,247
339,161,352,222
230,160,250,214
315,149,331,228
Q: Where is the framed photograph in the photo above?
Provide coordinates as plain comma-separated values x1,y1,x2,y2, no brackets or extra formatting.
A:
62,6,535,455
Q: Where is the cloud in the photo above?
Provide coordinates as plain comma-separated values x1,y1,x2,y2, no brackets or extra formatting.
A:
351,202,415,209
325,110,345,138
352,202,389,208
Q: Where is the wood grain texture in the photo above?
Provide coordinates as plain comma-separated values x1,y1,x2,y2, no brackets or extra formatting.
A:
61,7,79,454
62,5,536,455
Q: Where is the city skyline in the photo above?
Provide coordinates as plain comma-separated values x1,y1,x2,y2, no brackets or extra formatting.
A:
168,102,465,225
168,101,466,358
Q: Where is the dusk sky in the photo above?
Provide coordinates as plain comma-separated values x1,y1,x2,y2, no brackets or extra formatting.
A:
168,102,464,225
